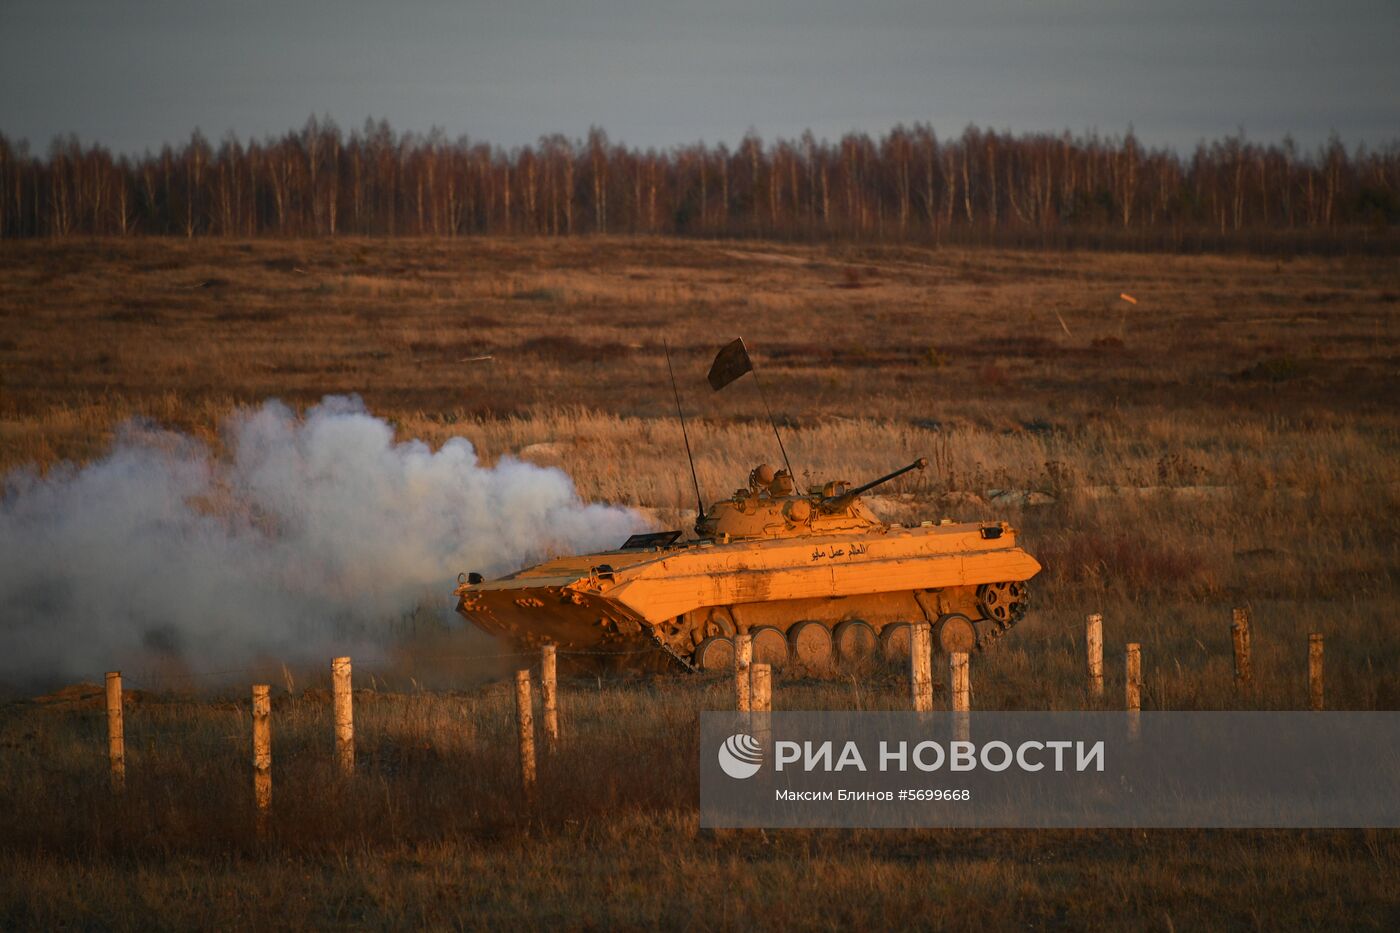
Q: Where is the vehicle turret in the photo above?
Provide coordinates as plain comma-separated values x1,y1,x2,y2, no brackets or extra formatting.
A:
694,458,927,542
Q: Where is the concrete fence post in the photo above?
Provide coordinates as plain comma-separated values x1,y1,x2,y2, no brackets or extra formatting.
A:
1231,607,1253,690
751,663,772,713
1125,644,1142,740
252,684,272,833
105,671,125,794
332,656,353,775
910,622,933,713
751,662,772,748
514,670,536,794
949,651,971,743
1308,633,1324,712
1086,613,1104,700
734,633,753,713
541,645,559,747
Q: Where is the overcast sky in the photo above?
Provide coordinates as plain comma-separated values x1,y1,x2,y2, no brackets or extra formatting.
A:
1,0,1396,157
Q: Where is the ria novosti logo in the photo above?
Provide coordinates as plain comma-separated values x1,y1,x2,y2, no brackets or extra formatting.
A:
718,733,764,779
717,734,1107,779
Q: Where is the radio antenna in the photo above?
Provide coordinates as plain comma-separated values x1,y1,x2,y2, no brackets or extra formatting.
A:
749,366,795,482
664,339,705,523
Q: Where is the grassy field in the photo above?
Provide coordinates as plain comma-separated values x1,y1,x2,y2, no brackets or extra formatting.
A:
1,236,1398,928
4,679,1400,930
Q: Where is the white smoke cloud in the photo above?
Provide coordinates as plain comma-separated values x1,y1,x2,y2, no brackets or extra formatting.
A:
0,396,645,686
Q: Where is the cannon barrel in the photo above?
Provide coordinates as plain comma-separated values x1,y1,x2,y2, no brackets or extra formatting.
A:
820,457,928,510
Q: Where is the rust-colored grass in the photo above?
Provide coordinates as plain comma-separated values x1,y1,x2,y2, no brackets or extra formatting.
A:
1,236,1398,928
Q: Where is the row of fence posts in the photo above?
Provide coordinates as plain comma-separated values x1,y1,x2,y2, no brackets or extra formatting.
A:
732,634,775,748
511,644,561,796
1229,606,1325,708
1083,608,1324,712
98,607,1327,823
907,624,973,740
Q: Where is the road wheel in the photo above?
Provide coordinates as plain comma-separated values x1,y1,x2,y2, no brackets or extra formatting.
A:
750,626,788,667
879,622,913,663
694,636,734,672
788,621,833,670
833,619,878,665
935,613,978,654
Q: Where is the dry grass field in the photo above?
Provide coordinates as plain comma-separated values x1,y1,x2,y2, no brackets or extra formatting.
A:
1,236,1398,928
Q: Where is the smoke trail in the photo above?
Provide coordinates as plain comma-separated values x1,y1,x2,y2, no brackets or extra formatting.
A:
0,396,645,686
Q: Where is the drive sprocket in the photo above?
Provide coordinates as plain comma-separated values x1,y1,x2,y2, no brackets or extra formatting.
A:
975,581,1030,649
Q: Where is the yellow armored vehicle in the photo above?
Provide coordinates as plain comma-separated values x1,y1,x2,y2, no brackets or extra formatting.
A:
454,458,1042,671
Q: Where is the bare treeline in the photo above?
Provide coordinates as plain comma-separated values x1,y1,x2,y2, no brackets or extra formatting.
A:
2,118,1397,249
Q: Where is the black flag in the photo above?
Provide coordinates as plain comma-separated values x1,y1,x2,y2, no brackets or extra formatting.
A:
707,338,753,391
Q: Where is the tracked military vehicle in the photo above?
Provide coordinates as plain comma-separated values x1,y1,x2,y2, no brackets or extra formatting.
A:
456,337,1040,671
454,457,1041,671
